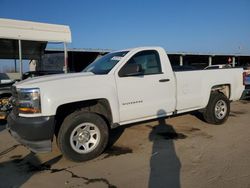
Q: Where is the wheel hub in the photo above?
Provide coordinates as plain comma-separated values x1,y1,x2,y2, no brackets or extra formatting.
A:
215,100,227,119
78,131,90,142
70,122,101,154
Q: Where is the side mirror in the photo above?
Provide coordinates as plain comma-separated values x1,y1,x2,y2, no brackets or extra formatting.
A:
119,64,143,77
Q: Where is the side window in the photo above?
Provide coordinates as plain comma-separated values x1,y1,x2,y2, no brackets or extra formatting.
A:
119,50,162,76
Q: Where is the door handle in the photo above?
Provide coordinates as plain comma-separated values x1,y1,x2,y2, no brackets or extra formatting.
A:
159,79,170,82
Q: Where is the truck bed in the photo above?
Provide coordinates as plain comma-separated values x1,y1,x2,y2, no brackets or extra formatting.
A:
174,68,244,113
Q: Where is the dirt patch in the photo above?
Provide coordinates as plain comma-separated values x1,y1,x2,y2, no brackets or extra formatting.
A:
103,146,133,159
176,126,212,139
3,154,117,188
187,128,200,132
10,155,23,159
231,111,246,115
194,132,213,139
0,144,21,158
176,126,201,132
157,132,187,140
230,110,247,117
240,100,250,104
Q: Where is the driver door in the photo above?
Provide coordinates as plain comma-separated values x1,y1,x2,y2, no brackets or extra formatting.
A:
115,50,175,123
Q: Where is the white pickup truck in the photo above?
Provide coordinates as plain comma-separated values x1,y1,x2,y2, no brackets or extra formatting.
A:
7,47,244,162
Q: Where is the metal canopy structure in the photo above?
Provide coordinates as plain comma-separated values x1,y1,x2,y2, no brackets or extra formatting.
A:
0,18,72,77
0,18,71,43
37,48,250,73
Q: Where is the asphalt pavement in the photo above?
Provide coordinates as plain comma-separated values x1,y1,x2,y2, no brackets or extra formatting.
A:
0,100,250,188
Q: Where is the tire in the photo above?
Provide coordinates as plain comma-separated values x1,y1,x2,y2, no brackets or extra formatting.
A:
57,111,109,162
203,92,230,125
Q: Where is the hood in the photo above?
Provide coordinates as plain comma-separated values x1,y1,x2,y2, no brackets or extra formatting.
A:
15,72,95,88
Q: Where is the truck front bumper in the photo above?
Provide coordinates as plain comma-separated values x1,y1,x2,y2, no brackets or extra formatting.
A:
6,111,55,153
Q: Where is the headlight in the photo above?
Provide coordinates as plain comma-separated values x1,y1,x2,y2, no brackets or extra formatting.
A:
17,88,41,114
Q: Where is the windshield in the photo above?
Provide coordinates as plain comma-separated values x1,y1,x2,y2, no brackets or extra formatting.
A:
83,51,128,74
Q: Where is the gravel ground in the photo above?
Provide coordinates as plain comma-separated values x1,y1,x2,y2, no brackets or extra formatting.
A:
0,100,250,188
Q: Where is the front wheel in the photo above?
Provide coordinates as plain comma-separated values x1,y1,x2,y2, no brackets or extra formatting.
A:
203,92,230,125
57,111,109,162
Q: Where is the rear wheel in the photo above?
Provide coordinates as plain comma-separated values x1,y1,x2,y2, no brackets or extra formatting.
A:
203,92,230,125
57,111,109,162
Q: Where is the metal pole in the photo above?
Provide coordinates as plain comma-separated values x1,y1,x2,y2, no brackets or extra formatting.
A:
179,55,183,66
64,42,68,73
232,57,236,67
209,56,212,66
18,40,23,79
14,59,17,72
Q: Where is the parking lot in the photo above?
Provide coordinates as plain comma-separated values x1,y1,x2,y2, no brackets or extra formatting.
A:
0,99,250,188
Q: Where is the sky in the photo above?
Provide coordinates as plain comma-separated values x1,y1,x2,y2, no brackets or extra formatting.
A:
1,0,250,55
